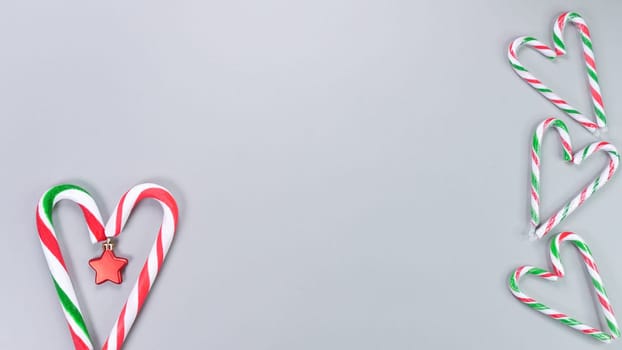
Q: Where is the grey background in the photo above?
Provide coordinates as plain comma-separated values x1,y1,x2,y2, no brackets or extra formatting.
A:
1,0,622,349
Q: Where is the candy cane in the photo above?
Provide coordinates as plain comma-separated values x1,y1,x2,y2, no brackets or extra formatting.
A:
508,12,606,133
529,118,572,231
554,12,605,127
509,231,620,342
36,184,106,350
533,140,619,239
101,183,179,350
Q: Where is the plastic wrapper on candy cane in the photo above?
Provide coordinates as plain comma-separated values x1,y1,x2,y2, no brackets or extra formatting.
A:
508,11,606,134
528,118,619,240
36,183,179,350
509,232,620,343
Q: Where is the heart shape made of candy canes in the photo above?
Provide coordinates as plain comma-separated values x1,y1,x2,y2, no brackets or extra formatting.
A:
36,183,179,350
528,117,619,240
509,231,620,342
508,11,607,134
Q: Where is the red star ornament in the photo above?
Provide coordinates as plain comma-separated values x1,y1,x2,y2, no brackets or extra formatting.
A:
89,249,128,285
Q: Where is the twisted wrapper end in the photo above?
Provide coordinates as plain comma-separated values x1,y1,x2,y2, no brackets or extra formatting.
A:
527,225,538,241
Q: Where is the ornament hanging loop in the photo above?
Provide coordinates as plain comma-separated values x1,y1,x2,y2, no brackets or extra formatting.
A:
103,238,114,251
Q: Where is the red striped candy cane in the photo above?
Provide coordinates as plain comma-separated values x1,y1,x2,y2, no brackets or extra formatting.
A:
101,183,179,350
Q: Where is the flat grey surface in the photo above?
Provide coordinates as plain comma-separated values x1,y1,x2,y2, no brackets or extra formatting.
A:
1,0,622,349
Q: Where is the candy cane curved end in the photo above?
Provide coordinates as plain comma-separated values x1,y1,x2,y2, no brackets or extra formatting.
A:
104,183,179,238
38,184,106,244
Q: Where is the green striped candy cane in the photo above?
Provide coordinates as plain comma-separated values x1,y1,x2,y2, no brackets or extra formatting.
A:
36,184,107,350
